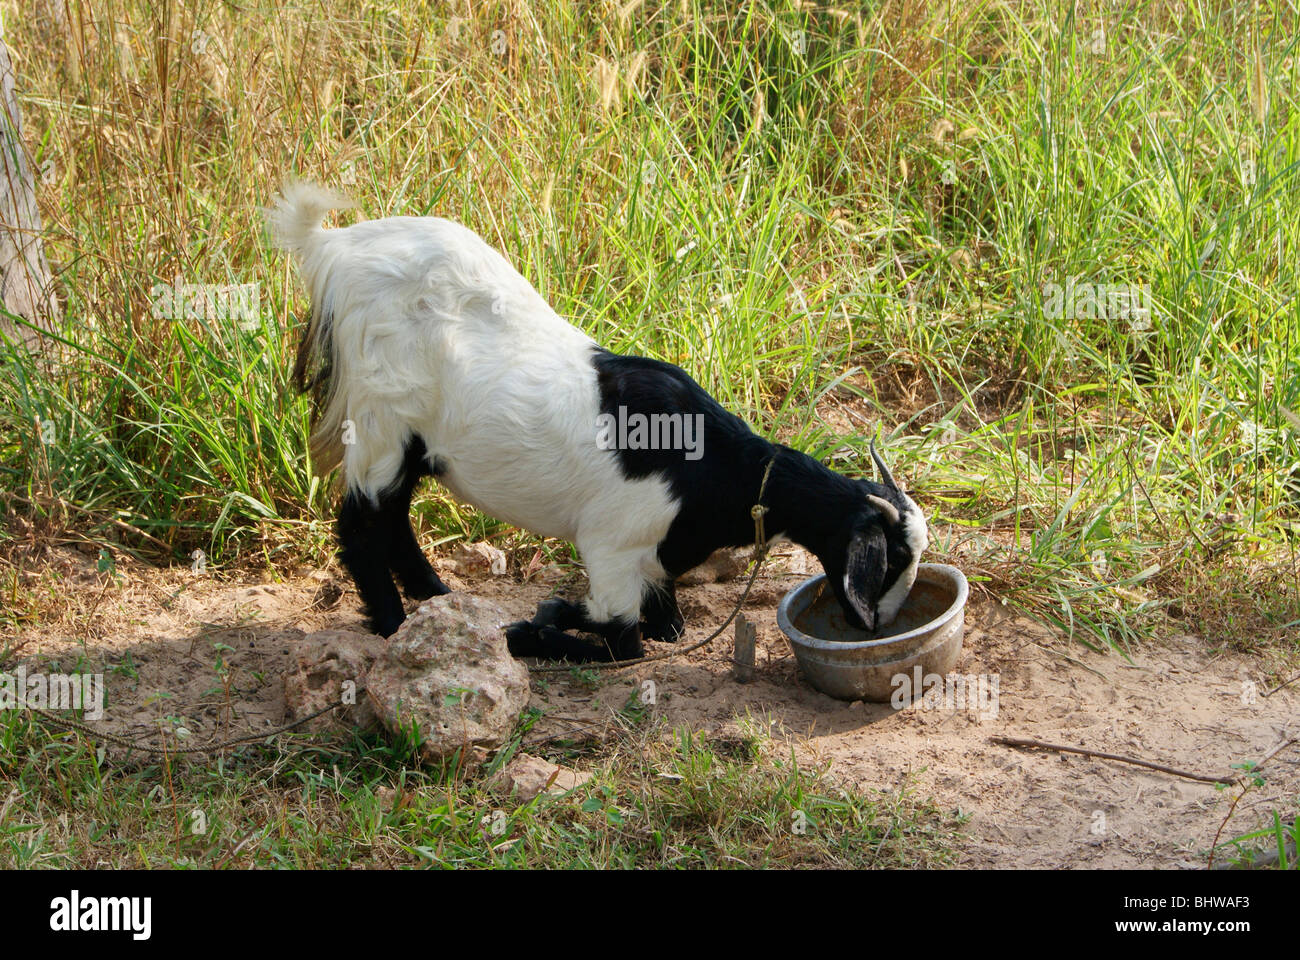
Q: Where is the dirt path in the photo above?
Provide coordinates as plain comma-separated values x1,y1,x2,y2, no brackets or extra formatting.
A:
10,545,1297,868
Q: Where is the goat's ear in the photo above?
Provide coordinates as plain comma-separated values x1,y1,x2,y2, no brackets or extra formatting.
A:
844,525,888,632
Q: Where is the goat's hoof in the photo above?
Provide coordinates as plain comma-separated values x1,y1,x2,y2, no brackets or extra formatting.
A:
404,575,451,601
533,597,573,627
643,619,685,643
505,619,541,656
371,612,406,639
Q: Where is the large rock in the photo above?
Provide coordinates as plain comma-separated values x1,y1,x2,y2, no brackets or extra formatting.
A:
283,629,386,732
365,594,529,761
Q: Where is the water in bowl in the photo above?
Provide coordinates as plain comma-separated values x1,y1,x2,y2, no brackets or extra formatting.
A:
792,578,955,643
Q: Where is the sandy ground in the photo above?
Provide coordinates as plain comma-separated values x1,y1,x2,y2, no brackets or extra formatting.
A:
8,542,1297,868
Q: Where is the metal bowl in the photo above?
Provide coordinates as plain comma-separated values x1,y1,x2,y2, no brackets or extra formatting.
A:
776,563,968,702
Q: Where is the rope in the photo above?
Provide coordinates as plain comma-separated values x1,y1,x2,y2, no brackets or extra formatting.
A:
27,696,356,756
529,457,777,673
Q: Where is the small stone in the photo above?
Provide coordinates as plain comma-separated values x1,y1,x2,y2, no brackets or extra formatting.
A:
489,752,592,801
529,562,569,585
678,548,747,585
782,546,815,576
451,541,508,577
283,629,387,732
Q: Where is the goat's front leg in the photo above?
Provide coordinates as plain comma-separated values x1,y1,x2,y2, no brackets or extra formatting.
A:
505,549,646,662
506,616,642,663
338,491,407,638
505,598,645,662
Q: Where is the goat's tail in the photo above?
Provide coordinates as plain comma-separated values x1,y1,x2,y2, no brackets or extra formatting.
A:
264,182,356,479
264,181,354,257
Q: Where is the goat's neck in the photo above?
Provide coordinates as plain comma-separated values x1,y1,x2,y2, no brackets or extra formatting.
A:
752,444,859,557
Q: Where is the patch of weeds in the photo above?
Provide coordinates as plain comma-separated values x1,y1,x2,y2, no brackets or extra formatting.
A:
0,710,960,868
1214,809,1299,871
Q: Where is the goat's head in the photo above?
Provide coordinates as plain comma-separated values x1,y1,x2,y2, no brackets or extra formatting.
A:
818,442,928,633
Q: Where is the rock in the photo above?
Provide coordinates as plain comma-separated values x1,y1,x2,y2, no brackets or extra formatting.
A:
366,594,529,762
780,546,816,576
525,561,569,585
489,752,592,801
451,541,508,577
677,547,747,585
283,629,386,732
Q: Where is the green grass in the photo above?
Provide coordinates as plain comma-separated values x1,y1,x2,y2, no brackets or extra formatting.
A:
3,0,1297,651
0,712,959,869
0,0,1298,866
1217,809,1299,870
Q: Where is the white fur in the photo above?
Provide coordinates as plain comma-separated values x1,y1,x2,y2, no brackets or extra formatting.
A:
843,490,927,630
268,184,676,623
876,496,928,625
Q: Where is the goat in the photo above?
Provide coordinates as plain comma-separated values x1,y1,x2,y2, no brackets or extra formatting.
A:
266,182,928,662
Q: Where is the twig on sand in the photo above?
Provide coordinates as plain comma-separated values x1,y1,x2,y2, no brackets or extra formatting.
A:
1264,671,1300,698
523,716,610,748
990,735,1231,784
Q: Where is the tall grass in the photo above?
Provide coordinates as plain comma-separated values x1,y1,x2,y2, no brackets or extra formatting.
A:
2,0,1297,650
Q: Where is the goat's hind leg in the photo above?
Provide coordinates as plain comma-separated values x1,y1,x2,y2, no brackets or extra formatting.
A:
386,437,449,601
339,437,447,638
338,491,407,638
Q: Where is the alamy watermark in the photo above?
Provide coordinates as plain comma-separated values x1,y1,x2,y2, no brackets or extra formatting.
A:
50,891,150,940
596,406,705,461
1042,276,1152,323
150,278,261,329
890,667,1000,721
1,667,104,720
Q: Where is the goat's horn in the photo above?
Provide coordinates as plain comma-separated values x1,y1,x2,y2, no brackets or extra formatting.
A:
867,494,900,526
870,439,899,491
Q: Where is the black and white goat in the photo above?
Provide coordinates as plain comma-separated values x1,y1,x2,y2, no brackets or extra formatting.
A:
266,182,928,663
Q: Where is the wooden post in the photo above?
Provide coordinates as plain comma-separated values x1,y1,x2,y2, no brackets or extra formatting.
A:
732,614,756,683
0,35,58,351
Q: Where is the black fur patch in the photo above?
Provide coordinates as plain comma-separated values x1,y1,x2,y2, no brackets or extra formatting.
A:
844,525,888,630
592,348,868,576
336,434,448,637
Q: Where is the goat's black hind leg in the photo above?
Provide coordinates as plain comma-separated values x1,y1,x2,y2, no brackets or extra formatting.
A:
388,510,448,602
338,491,407,638
387,436,449,601
390,515,449,601
338,436,448,637
641,580,684,642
